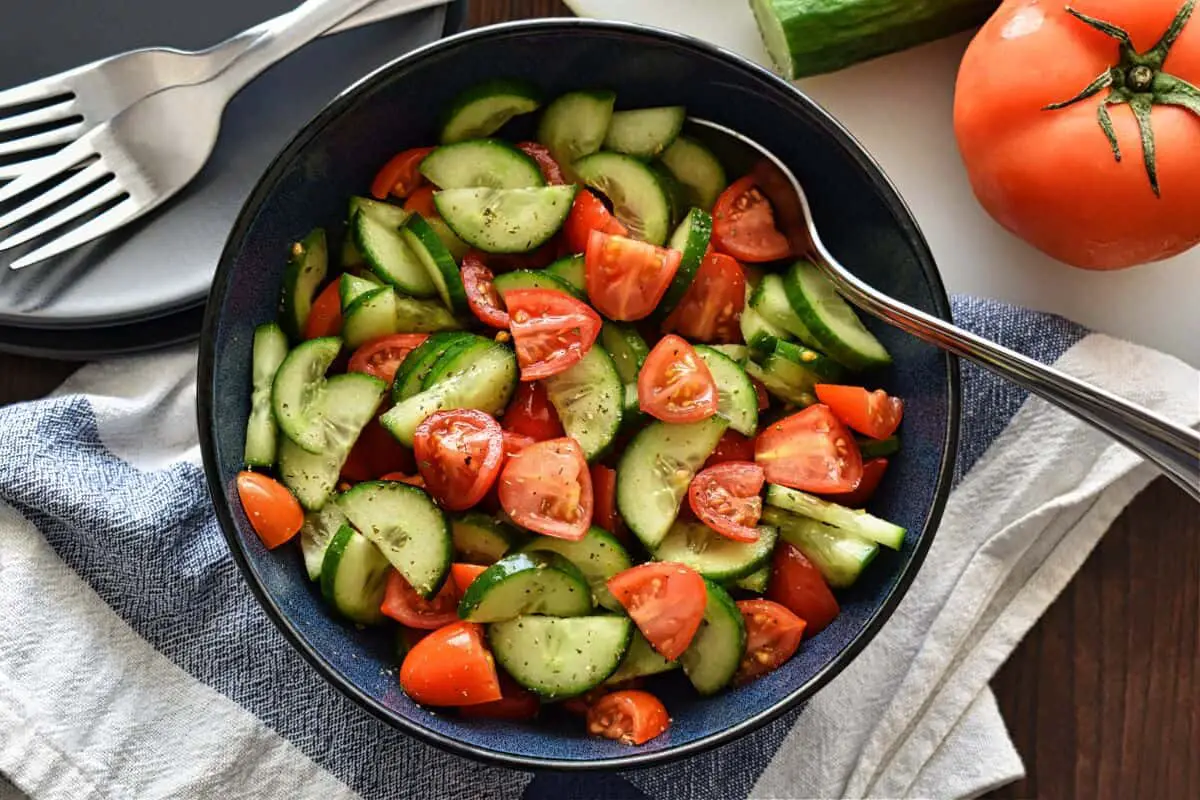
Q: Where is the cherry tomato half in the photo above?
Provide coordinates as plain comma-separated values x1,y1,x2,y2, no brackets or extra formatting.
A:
506,288,602,381
413,409,505,512
498,437,593,540
303,282,342,340
501,381,565,441
814,385,904,441
734,599,806,684
823,457,889,509
458,674,540,720
688,461,765,543
607,562,707,660
586,690,669,745
380,569,460,629
236,471,303,549
564,189,628,254
590,464,621,536
399,621,502,706
768,543,840,635
755,404,863,493
348,333,429,385
704,430,757,468
663,251,746,343
711,175,792,262
461,252,510,329
404,185,438,218
371,146,435,200
638,334,719,423
450,562,488,594
516,141,566,186
585,231,682,321
341,419,417,482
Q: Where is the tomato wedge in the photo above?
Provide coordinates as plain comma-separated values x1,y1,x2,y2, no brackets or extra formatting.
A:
607,562,707,660
500,430,537,458
734,599,806,684
459,674,540,720
688,461,765,543
516,141,566,186
586,690,669,745
303,282,342,340
768,543,840,635
703,430,757,468
663,251,746,343
399,621,502,706
501,381,565,441
591,464,620,536
380,569,460,629
755,404,863,493
348,334,429,385
711,175,792,262
341,419,417,482
814,385,904,441
506,288,602,381
450,562,488,594
638,334,719,423
498,437,593,540
585,231,682,321
413,409,504,512
403,184,438,218
564,189,628,254
461,252,510,329
823,457,888,509
236,471,303,549
371,146,435,200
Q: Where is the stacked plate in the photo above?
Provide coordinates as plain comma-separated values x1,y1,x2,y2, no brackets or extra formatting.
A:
0,0,465,359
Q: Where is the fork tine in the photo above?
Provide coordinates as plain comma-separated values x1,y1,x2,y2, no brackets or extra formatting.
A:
0,137,95,204
0,100,78,136
0,77,71,111
0,160,110,231
0,178,124,252
0,154,57,181
9,196,143,270
0,123,83,157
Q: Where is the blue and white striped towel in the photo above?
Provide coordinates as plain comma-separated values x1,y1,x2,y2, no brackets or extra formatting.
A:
1,297,1196,800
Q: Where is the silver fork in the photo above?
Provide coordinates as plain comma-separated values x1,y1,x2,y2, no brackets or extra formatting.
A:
0,0,397,269
0,0,447,181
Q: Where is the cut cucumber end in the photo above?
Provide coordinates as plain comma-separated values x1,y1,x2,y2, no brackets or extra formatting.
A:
441,79,541,144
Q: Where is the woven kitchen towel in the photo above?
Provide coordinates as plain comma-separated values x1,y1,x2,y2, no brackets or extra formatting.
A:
0,297,1196,800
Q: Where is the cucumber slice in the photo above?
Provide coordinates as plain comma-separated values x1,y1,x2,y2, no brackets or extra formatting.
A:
603,106,686,158
659,208,713,316
458,551,593,622
342,287,399,349
750,273,819,347
748,337,845,406
695,345,758,436
392,331,476,402
300,503,347,581
652,520,777,581
337,480,453,598
278,373,386,510
352,210,439,298
441,79,541,144
542,344,623,462
428,216,471,261
380,342,518,446
573,152,672,246
783,260,891,370
620,382,645,430
339,273,379,311
519,526,633,612
680,580,745,695
422,336,494,390
452,513,526,564
400,215,467,314
742,303,792,361
734,566,770,594
421,140,544,189
536,90,616,174
762,507,878,588
545,255,587,295
649,161,688,228
244,323,288,467
271,337,342,453
489,615,631,699
350,195,410,228
341,235,363,270
659,135,727,211
599,323,649,385
394,294,461,333
492,269,582,301
859,435,901,459
605,629,680,684
710,344,749,365
280,229,327,341
617,417,729,549
319,524,391,626
765,484,905,550
435,185,577,254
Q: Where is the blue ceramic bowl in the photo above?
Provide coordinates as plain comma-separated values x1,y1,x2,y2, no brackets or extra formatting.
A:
198,18,960,771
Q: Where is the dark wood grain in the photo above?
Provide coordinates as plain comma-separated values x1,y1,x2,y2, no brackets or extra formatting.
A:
0,2,1192,798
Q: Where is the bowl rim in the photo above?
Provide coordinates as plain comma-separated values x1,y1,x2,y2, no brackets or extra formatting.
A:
197,16,961,773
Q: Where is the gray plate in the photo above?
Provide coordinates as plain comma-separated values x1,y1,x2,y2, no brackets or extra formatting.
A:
0,0,458,329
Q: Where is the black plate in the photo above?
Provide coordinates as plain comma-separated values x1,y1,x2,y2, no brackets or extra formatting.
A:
0,303,206,359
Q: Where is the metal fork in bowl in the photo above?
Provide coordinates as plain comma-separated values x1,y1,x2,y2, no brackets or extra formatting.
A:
690,118,1200,501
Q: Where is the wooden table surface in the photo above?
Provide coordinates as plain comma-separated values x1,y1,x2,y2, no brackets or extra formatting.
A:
2,1,1196,797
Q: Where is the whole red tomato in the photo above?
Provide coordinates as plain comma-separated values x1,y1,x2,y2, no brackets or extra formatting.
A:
954,0,1200,269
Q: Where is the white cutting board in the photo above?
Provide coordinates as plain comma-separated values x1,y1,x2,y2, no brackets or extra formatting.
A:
568,0,1200,367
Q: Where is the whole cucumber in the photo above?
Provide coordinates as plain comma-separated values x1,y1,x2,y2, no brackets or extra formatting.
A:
749,0,998,79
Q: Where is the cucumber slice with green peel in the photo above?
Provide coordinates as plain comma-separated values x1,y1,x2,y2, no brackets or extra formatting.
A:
400,215,467,314
271,337,342,453
600,323,650,385
422,335,495,390
734,566,770,594
339,274,379,310
742,303,792,360
542,344,624,462
391,332,476,402
300,503,348,581
278,373,386,510
617,416,729,549
750,273,820,347
649,161,688,228
341,235,363,269
489,615,632,699
536,90,616,175
435,185,577,255
620,382,646,432
859,435,901,459
337,480,453,598
763,507,878,588
652,520,777,581
352,210,439,298
381,342,518,446
350,195,410,228
420,139,545,189
244,323,288,468
394,294,461,333
783,260,891,370
680,579,745,695
545,255,587,295
605,629,679,685
519,526,633,612
319,524,391,625
458,551,593,622
765,484,905,549
695,345,759,437
492,269,582,301
342,287,399,349
280,229,328,341
427,216,470,261
658,208,713,316
603,106,687,158
746,338,842,406
710,344,749,365
573,152,672,246
440,79,541,144
659,135,727,212
452,513,526,564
